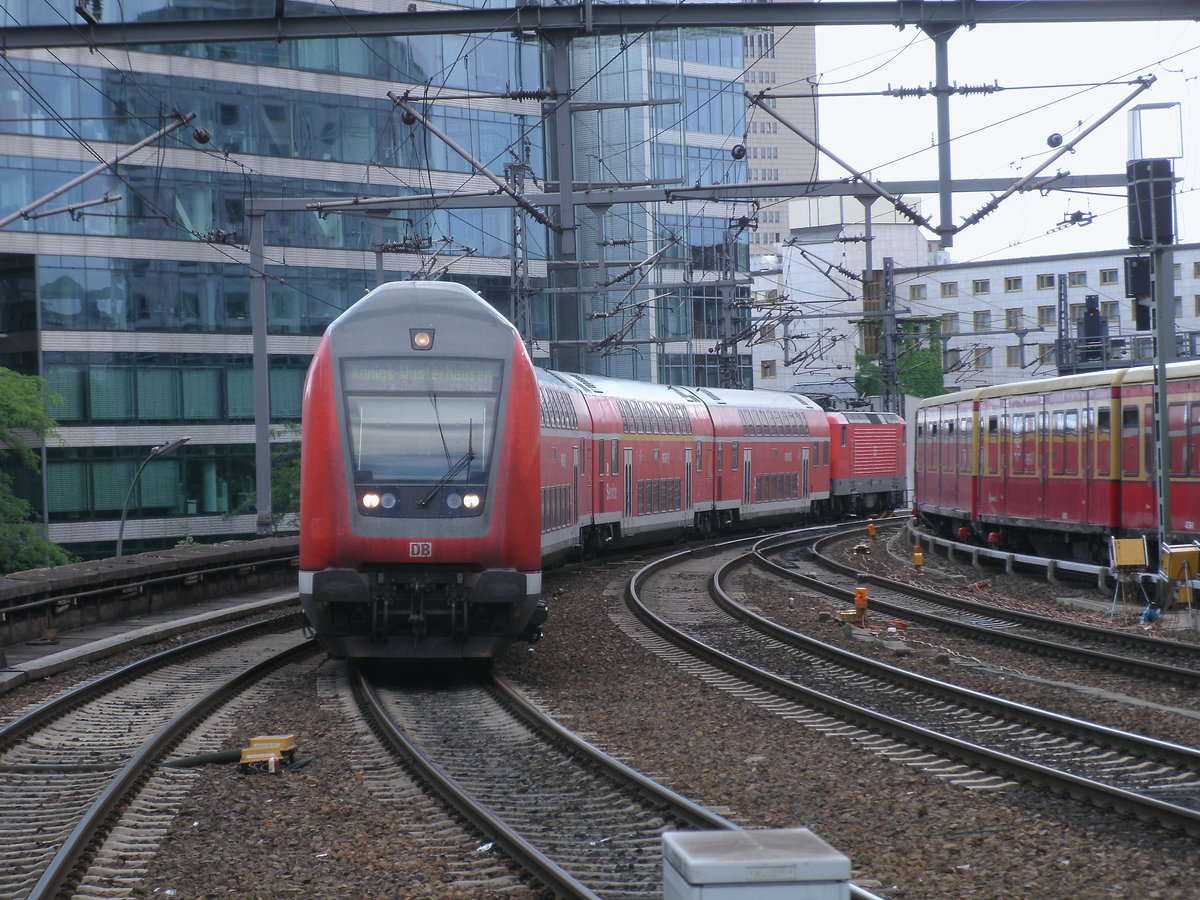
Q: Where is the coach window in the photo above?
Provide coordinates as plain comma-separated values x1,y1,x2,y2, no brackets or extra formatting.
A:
1010,416,1024,473
1170,402,1188,475
1052,412,1065,474
986,416,1000,475
610,441,619,475
1096,407,1112,476
1064,410,1079,474
1122,406,1141,476
731,441,739,470
1145,405,1156,476
597,439,606,476
1189,404,1200,476
695,440,703,471
717,441,724,471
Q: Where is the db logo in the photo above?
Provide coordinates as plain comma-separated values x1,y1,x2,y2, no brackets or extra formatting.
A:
409,541,433,557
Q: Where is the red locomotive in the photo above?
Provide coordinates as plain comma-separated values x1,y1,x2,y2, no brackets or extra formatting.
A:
300,281,906,660
914,360,1200,562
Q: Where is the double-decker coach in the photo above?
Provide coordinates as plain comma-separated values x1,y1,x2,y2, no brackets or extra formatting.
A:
301,281,908,660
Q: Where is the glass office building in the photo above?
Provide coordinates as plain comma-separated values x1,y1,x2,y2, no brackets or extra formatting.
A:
1,2,770,557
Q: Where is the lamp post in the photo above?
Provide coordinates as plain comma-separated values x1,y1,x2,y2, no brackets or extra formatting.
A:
115,437,191,557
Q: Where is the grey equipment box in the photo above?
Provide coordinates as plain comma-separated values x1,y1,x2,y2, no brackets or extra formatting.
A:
663,828,851,900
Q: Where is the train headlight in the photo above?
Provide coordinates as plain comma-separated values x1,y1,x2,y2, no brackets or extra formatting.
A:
380,493,397,509
446,493,462,510
462,493,481,510
410,328,434,350
361,492,381,509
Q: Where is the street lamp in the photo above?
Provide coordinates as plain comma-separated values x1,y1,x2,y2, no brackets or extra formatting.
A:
115,437,191,557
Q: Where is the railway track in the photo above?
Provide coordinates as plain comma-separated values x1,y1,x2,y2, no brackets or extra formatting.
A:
353,666,736,900
755,525,1200,687
0,614,314,900
626,526,1200,837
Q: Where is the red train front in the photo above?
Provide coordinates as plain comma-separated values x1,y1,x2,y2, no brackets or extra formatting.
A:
299,281,545,659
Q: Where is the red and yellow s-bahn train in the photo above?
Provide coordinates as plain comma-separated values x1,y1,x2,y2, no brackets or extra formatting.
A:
300,281,906,660
914,360,1200,563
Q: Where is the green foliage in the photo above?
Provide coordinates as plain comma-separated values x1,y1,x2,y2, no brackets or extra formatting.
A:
0,473,73,572
0,368,74,573
226,423,301,535
175,526,200,548
0,368,61,467
269,423,301,534
854,319,947,400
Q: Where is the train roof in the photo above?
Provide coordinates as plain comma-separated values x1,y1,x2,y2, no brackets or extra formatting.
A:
538,369,825,412
696,385,825,412
330,280,513,336
540,369,705,403
827,411,904,424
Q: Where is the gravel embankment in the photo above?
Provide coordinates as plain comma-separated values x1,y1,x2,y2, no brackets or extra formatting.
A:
12,532,1200,898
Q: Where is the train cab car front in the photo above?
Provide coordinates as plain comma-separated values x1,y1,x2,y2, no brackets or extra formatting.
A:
298,281,543,661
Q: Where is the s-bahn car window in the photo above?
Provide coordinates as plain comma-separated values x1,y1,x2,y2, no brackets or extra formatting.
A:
341,357,502,481
1190,405,1200,476
1122,405,1141,477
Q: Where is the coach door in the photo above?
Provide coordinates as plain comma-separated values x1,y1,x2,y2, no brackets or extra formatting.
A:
573,444,580,523
685,447,694,508
743,447,753,505
801,448,810,499
624,448,633,518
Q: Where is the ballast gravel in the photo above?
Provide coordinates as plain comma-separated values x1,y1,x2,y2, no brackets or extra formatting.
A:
101,536,1200,898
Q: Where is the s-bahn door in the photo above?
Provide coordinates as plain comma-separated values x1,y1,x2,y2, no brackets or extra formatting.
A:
573,444,580,522
624,448,633,518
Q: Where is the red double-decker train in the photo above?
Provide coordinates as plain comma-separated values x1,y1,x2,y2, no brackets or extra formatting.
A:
914,360,1200,562
300,281,905,660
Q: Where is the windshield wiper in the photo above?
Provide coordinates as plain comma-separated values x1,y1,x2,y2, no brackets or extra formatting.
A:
416,420,475,508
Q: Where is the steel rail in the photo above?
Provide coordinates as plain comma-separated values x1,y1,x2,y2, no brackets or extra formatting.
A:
626,540,1200,837
21,629,316,899
762,527,1200,685
0,612,304,746
354,669,603,900
490,673,738,832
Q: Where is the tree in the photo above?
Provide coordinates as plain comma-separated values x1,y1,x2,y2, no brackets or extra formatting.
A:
226,422,301,536
0,368,74,572
855,318,946,401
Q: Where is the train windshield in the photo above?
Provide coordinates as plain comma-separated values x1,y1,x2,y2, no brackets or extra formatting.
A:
341,357,503,482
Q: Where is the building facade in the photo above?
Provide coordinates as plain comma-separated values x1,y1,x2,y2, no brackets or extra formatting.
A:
1,2,782,558
748,197,1198,400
